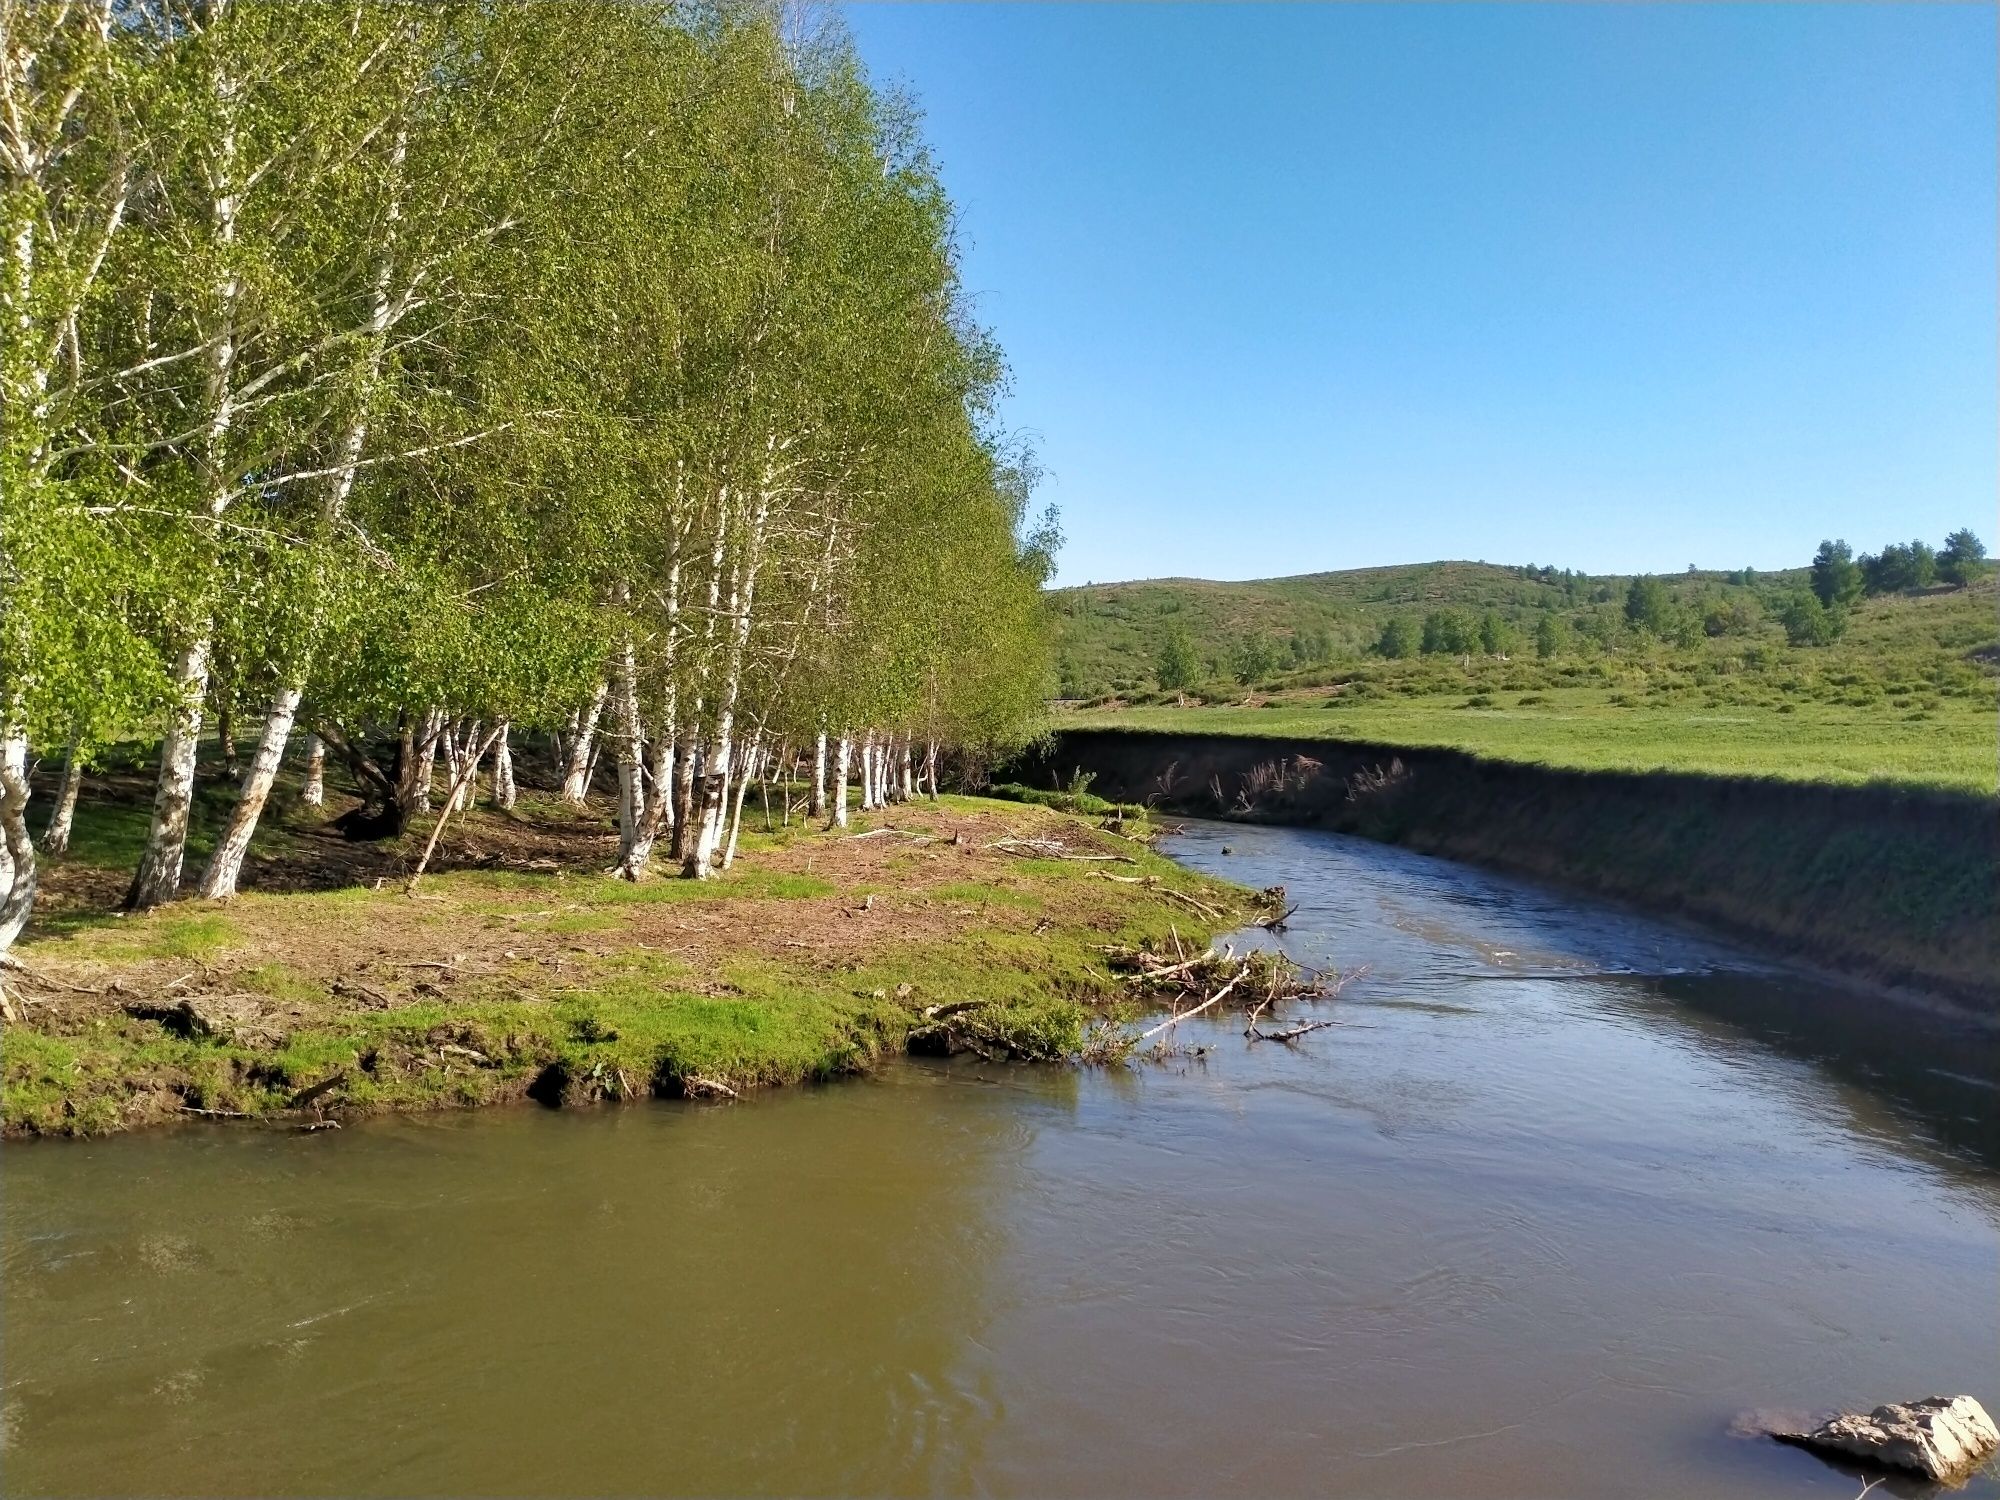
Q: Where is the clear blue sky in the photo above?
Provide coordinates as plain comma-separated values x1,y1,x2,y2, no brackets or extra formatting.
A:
841,3,1997,586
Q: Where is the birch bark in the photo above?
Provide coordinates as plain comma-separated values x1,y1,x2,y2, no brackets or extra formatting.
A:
125,639,211,908
196,685,301,898
721,738,759,870
492,722,516,810
613,623,645,862
688,473,774,878
561,680,609,804
301,734,325,807
831,734,851,828
0,733,36,957
42,735,82,854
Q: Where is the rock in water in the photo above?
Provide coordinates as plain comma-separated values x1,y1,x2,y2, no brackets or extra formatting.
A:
1778,1395,1999,1484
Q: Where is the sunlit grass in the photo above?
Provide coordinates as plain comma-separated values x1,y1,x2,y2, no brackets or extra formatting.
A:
1069,694,1996,793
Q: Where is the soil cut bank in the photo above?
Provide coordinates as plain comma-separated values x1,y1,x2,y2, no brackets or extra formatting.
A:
2,796,1252,1138
1010,729,1998,1015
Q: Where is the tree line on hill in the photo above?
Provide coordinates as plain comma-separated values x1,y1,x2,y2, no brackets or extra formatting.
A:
2,1,1057,965
1787,531,1991,645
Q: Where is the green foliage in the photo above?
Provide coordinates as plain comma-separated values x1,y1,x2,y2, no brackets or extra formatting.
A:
1155,625,1199,689
1624,576,1675,636
1422,610,1476,655
1780,590,1846,647
1378,616,1420,659
1230,634,1281,683
1534,614,1572,659
1862,540,1938,596
1478,611,1519,656
1939,529,1991,588
1810,539,1864,609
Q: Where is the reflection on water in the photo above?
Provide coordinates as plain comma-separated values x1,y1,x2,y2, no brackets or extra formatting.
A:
4,821,1996,1498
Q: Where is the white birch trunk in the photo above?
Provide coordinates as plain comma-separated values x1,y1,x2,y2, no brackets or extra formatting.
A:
900,735,914,802
197,685,302,899
125,638,210,909
128,50,242,908
452,720,480,812
42,735,83,854
301,733,325,807
688,476,774,879
561,680,609,804
925,740,939,800
0,732,37,956
457,723,487,814
721,740,759,871
418,719,438,814
811,731,827,818
492,722,516,810
614,628,645,861
832,734,852,828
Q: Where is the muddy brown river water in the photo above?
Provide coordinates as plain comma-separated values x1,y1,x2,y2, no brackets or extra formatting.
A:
4,820,1996,1497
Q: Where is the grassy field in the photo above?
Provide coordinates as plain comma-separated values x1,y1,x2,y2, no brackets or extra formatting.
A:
1066,694,1994,792
1057,567,1997,793
4,786,1254,1137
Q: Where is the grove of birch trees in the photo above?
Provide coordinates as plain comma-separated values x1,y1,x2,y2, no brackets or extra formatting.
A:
1,0,1058,960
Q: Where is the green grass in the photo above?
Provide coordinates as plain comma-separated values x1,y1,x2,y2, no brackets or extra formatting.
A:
93,913,244,962
1070,693,1996,792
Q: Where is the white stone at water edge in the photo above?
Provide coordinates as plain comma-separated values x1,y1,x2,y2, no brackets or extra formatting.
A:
1780,1394,1999,1484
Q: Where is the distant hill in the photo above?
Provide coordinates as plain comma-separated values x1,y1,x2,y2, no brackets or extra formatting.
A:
1050,560,1807,697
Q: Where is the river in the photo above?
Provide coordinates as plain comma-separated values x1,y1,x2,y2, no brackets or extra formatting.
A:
4,820,1996,1497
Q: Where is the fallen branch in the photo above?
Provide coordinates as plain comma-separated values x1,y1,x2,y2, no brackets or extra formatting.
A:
683,1074,739,1100
1137,955,1248,1042
286,1071,347,1110
921,999,990,1021
404,721,507,894
1247,1016,1340,1043
0,955,103,995
1152,884,1225,919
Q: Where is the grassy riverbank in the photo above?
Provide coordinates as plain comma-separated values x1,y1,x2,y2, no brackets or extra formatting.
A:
3,796,1251,1138
1063,694,1995,792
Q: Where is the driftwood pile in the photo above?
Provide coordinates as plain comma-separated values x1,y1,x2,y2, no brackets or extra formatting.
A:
1095,938,1359,1055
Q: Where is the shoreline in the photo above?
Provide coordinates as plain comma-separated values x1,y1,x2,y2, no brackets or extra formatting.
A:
1,797,1255,1140
1011,727,2000,1018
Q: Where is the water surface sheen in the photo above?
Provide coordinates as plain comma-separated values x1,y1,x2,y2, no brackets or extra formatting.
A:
5,820,1996,1498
